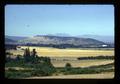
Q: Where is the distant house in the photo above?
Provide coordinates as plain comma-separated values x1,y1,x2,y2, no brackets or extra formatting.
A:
101,44,108,47
16,46,22,50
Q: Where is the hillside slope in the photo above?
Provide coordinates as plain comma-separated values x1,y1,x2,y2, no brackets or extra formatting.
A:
18,35,107,48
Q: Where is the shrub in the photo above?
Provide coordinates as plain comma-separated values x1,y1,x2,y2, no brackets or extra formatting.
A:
65,63,72,71
31,62,56,76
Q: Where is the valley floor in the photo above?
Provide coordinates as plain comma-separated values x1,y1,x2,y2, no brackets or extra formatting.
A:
5,46,115,79
8,46,114,57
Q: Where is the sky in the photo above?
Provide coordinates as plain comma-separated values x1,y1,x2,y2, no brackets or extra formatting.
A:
5,5,114,37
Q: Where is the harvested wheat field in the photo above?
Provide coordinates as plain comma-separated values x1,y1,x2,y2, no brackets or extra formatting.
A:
51,59,114,68
8,46,114,57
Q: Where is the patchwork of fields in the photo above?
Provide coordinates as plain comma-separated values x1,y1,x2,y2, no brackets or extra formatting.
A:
6,46,114,79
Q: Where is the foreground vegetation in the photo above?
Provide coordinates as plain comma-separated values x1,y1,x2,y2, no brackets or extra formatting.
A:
5,58,114,79
5,59,56,78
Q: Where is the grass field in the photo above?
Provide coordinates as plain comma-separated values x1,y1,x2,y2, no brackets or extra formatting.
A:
7,46,114,57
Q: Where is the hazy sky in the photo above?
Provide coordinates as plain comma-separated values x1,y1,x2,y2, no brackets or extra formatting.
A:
5,5,114,37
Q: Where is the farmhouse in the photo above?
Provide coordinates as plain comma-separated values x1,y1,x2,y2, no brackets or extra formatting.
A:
101,44,108,47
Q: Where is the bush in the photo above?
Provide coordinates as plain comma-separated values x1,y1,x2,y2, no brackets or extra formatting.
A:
31,62,56,76
15,55,21,61
65,63,72,71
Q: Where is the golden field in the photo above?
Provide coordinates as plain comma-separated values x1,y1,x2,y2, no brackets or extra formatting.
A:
7,46,114,57
51,59,114,68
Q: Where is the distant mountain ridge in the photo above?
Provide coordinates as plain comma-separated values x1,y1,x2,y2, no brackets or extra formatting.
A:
35,33,70,37
5,35,114,48
5,35,28,41
19,35,107,47
5,38,16,42
5,38,17,44
78,35,114,44
35,34,114,44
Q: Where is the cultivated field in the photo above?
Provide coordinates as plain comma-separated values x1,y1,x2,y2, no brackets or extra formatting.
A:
51,59,114,68
7,46,114,57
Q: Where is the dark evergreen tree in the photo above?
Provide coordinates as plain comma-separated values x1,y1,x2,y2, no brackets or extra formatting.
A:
24,48,30,62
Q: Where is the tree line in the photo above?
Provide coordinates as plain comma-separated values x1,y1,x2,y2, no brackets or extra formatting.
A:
24,43,114,48
77,55,114,60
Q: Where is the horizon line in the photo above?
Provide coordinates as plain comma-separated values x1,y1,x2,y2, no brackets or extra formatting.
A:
5,34,114,37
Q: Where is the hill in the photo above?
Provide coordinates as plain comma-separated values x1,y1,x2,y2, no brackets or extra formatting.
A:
5,38,17,44
5,35,114,48
78,35,114,44
17,35,109,48
5,35,28,41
